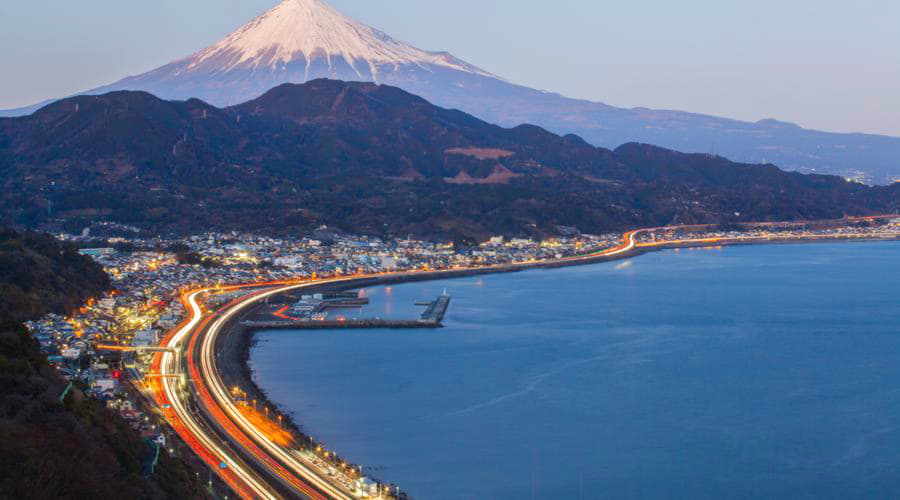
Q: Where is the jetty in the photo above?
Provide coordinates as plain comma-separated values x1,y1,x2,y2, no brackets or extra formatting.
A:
420,291,452,324
242,293,452,331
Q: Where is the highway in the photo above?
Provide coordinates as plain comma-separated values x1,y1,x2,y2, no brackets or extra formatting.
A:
152,289,280,499
155,285,355,499
192,282,359,499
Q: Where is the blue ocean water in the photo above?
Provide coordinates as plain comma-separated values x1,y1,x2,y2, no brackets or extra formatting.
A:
250,243,900,499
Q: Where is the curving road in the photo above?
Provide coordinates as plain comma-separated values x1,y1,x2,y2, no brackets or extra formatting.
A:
155,284,358,499
152,288,280,499
191,281,361,499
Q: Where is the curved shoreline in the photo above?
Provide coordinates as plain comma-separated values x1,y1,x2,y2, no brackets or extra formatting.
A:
215,233,900,494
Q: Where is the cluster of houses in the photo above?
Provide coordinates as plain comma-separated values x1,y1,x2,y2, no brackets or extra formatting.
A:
32,226,624,397
638,219,900,244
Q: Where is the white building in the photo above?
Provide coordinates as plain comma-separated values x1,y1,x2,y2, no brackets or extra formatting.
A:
63,347,82,360
354,477,379,498
379,255,397,270
275,256,306,269
132,329,159,347
95,378,117,392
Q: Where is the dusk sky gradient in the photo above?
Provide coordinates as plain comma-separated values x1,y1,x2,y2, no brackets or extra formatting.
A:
1,0,898,136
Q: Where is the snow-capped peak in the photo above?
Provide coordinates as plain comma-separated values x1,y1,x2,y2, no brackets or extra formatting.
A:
187,0,494,79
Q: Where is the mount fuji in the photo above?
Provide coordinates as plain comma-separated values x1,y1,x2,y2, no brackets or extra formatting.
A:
4,0,900,183
87,0,501,108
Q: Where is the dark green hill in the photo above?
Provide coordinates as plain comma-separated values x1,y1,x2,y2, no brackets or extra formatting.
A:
0,228,110,321
1,79,897,239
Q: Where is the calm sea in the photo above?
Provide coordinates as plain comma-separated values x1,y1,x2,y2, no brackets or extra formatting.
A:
250,242,900,499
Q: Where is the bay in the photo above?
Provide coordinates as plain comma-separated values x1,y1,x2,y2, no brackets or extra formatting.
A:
251,242,900,499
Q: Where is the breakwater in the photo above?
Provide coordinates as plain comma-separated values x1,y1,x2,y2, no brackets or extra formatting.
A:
420,294,451,324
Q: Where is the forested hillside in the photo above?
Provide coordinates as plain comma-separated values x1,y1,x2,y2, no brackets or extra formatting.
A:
0,229,202,498
2,80,897,240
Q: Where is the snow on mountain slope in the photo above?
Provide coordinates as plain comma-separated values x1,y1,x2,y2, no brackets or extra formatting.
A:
185,0,493,78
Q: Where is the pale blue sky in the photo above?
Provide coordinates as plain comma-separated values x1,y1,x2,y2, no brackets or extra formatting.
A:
1,0,898,135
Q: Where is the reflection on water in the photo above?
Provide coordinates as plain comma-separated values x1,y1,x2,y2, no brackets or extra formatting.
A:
252,242,900,499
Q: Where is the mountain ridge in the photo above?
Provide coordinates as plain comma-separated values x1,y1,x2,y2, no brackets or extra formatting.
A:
2,80,897,239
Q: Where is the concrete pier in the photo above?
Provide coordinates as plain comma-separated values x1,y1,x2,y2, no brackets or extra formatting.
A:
242,293,452,331
420,293,451,324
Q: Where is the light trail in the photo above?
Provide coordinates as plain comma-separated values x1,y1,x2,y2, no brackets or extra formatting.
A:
155,289,280,500
199,280,359,500
186,290,332,499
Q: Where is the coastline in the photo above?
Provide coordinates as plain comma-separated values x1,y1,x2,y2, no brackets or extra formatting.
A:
213,233,900,492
